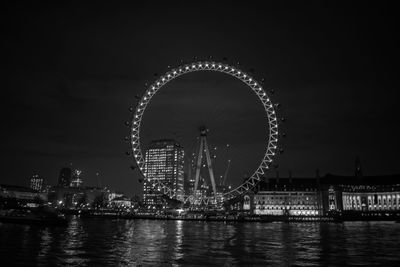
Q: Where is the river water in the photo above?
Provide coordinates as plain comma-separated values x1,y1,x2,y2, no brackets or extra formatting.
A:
1,217,399,266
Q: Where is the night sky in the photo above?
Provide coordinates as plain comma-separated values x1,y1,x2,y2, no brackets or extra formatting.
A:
2,1,399,196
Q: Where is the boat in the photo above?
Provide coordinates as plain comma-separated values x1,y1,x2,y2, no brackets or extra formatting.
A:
0,208,68,226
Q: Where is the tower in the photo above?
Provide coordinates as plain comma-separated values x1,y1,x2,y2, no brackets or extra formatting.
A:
30,174,44,191
58,167,72,187
193,126,217,196
143,139,184,209
70,169,83,187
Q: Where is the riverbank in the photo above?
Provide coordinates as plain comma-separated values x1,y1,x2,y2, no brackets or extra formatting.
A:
55,209,400,223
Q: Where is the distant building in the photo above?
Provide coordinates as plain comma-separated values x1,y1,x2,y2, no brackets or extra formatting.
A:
30,174,44,191
253,178,323,216
58,167,72,187
322,174,400,213
70,169,83,187
0,184,47,208
49,186,106,208
246,162,400,217
108,191,124,202
109,196,132,209
143,139,184,209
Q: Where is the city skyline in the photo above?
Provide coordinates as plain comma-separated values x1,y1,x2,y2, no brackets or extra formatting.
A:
1,2,400,266
3,2,399,197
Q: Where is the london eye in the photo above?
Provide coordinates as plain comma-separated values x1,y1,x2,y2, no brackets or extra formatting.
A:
130,61,279,204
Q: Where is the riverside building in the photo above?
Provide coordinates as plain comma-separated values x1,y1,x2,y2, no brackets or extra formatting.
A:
143,139,184,210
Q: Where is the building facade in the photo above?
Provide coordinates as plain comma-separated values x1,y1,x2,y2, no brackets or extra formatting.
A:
70,169,83,187
253,178,323,216
323,174,400,213
247,171,400,217
30,174,44,191
143,139,184,209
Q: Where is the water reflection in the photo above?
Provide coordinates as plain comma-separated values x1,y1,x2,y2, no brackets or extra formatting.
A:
1,220,400,266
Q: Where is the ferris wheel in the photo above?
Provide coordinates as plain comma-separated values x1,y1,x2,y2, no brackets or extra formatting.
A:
129,60,279,202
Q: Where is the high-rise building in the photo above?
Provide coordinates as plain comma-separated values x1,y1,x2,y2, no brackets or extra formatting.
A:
58,167,72,187
30,174,44,191
70,169,83,187
143,139,184,209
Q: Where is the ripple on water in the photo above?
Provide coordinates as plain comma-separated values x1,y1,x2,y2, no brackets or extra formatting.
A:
1,219,400,266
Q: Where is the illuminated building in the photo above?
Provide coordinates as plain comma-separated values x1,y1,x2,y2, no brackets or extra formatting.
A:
253,178,322,216
70,169,83,187
108,191,124,202
248,161,400,217
30,174,44,191
58,167,72,187
143,139,184,209
323,174,400,213
109,196,132,209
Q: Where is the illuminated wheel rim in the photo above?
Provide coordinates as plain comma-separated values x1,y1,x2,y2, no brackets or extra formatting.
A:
131,61,279,202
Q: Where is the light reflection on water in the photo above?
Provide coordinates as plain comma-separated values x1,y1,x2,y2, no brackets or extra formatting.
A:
1,217,400,266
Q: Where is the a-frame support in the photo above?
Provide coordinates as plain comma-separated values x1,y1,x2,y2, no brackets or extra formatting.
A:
194,126,217,195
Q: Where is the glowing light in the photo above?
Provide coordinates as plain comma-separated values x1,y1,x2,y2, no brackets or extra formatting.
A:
130,61,279,202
